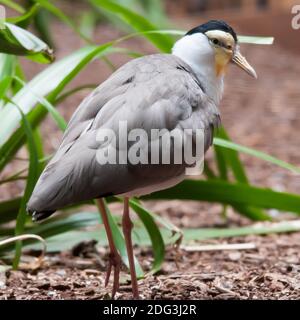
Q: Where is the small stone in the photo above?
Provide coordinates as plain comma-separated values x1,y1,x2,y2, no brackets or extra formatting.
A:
47,291,57,297
56,269,67,277
228,251,242,261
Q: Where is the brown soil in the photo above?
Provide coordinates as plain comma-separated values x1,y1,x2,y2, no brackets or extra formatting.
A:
1,10,300,300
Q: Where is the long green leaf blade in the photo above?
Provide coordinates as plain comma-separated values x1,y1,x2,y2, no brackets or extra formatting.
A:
144,180,300,214
214,137,300,175
8,102,39,268
90,0,174,52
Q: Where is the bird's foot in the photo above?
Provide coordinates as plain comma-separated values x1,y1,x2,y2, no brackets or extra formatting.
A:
105,251,121,298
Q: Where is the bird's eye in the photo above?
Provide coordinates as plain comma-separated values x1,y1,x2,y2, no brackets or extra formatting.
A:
227,44,232,50
212,38,219,45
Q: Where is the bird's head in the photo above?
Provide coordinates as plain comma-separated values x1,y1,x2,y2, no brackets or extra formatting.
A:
173,20,257,79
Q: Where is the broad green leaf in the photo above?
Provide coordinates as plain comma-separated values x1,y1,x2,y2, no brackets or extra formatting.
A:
143,180,300,214
214,137,300,175
90,0,174,52
0,22,54,63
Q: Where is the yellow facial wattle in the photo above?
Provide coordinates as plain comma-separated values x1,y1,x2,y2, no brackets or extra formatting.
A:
215,49,232,77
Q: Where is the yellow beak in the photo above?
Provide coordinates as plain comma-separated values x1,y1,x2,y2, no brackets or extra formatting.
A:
232,49,257,79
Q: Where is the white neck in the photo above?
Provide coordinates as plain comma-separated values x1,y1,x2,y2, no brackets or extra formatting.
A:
172,33,224,105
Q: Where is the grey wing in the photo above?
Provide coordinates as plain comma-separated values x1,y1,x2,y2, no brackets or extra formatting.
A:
27,54,220,213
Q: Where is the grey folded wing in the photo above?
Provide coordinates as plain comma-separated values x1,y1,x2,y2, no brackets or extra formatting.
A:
27,54,220,212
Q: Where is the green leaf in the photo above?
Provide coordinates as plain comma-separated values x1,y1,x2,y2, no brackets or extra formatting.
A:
0,53,16,81
0,0,25,14
214,137,300,175
0,77,12,100
129,198,164,274
33,0,91,43
143,179,300,214
0,212,98,253
79,11,97,40
32,128,45,175
7,101,39,269
183,220,300,242
110,29,274,46
90,0,174,52
0,22,54,63
0,198,21,224
17,219,300,253
13,76,67,131
7,4,39,28
32,8,54,48
0,44,114,164
215,128,249,183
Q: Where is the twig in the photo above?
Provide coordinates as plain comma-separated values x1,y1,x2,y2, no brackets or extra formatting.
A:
181,242,256,252
0,234,46,269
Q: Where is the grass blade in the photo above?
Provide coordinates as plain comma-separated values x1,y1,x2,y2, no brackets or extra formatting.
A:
90,0,174,52
214,137,300,175
33,0,91,43
183,220,300,242
0,0,25,13
143,179,300,214
129,198,164,274
7,101,39,269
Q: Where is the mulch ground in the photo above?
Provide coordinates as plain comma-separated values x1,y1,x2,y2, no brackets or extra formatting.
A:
1,231,300,300
1,9,300,300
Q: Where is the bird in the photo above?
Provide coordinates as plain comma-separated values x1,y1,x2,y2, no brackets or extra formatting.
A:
27,20,256,299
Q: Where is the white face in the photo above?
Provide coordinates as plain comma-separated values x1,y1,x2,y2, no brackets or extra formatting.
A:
205,30,257,78
204,30,236,76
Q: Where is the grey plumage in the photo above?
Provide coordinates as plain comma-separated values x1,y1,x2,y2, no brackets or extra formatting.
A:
27,54,220,220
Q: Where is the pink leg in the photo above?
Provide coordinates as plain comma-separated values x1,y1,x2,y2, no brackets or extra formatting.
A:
96,198,121,298
122,197,139,299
